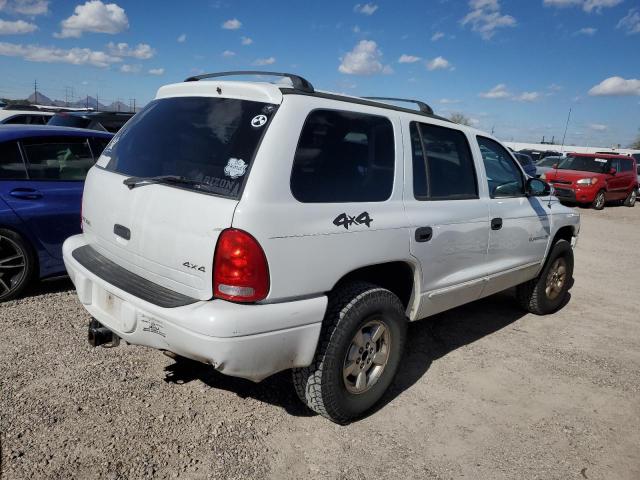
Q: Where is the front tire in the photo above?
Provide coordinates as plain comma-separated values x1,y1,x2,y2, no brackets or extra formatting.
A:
516,239,574,315
292,282,407,424
592,190,606,210
624,188,637,207
0,229,35,302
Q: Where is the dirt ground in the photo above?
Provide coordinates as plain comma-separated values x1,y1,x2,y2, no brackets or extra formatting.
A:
1,204,639,480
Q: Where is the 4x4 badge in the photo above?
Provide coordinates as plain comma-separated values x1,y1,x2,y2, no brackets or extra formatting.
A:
333,212,373,230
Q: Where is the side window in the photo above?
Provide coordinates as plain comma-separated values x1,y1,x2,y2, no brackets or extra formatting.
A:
4,115,28,125
477,136,524,198
89,137,111,158
291,109,395,203
411,121,478,200
0,141,27,179
609,158,621,173
620,159,633,172
21,138,95,181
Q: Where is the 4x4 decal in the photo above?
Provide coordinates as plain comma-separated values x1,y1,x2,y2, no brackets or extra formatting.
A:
333,212,373,230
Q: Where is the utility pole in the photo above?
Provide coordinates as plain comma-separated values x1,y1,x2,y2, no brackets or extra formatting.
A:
85,95,89,109
133,98,136,112
96,93,99,112
33,79,38,104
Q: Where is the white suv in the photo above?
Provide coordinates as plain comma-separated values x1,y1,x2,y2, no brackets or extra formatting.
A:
63,71,580,423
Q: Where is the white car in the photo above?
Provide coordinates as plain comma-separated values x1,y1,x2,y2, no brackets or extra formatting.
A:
0,107,53,125
63,71,580,423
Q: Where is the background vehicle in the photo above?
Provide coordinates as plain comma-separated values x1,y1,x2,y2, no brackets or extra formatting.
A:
0,125,112,301
542,153,637,210
535,155,564,178
0,105,53,125
63,71,580,423
48,111,135,133
513,152,536,177
518,148,562,163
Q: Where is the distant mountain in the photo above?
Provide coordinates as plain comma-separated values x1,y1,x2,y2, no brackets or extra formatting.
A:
105,100,130,112
18,91,136,112
27,92,53,105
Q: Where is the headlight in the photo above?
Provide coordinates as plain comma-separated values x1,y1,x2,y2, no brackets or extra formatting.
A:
540,173,546,180
576,177,598,186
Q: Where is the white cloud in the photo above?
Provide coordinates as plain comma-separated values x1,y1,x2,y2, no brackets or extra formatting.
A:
148,67,164,75
589,123,607,131
617,8,640,35
338,39,392,75
0,0,49,15
431,31,445,41
222,49,235,57
480,83,511,98
548,83,563,91
461,0,516,40
177,33,186,43
107,42,154,59
0,19,37,34
119,63,140,74
543,0,622,12
426,56,453,71
575,27,597,35
0,40,121,67
56,1,128,38
439,98,461,104
583,0,622,13
515,91,541,102
398,54,420,63
222,18,241,30
588,76,640,96
353,3,378,15
240,35,252,45
253,56,275,66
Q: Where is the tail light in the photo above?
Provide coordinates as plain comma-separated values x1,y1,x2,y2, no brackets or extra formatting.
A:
213,229,269,303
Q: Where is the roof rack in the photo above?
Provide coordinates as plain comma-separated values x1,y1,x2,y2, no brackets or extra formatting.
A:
362,97,434,115
183,70,315,94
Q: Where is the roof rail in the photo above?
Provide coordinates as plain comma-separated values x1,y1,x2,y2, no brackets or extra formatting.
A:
183,70,314,93
362,97,434,115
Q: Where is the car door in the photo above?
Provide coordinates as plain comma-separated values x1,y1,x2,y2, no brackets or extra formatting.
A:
474,136,551,297
604,158,626,200
0,136,95,259
404,121,490,318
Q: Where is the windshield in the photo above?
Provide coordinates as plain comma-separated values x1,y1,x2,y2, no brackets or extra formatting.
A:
102,96,277,198
558,155,609,173
538,156,561,167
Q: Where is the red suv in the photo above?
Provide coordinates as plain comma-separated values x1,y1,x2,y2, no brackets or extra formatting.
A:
542,153,638,210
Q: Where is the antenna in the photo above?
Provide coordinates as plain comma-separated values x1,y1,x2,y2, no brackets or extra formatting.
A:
560,108,572,154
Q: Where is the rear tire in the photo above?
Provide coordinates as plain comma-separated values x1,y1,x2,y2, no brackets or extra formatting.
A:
292,282,407,424
0,229,35,302
516,239,574,315
592,190,606,210
624,188,637,207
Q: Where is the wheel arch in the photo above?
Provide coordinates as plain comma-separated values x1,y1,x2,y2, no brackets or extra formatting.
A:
330,260,419,320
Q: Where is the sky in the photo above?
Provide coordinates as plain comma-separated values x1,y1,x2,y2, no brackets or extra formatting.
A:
0,0,639,147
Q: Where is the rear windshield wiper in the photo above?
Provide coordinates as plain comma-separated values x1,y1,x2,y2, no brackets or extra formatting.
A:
123,175,203,190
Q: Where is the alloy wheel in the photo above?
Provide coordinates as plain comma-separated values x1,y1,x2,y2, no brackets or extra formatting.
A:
545,257,567,300
342,320,391,394
0,235,27,299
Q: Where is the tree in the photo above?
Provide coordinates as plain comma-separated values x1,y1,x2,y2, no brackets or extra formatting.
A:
630,130,640,150
449,112,472,126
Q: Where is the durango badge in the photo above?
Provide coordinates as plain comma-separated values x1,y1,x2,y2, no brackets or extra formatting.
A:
224,158,248,179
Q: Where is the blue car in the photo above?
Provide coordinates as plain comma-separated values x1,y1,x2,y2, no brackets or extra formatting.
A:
0,125,112,301
513,152,537,177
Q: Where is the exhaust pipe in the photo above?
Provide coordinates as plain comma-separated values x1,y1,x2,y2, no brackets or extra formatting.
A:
88,318,120,348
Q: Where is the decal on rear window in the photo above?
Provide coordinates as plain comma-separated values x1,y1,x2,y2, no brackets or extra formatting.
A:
251,114,268,128
224,158,248,179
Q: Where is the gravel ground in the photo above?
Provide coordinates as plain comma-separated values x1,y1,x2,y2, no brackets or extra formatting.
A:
1,205,639,480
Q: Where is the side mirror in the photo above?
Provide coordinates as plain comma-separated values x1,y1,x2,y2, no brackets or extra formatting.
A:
609,168,617,175
526,177,551,197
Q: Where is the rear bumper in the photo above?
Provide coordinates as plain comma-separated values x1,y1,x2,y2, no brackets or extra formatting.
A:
62,235,327,382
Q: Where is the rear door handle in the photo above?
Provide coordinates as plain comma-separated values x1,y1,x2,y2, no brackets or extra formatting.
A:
9,188,43,200
415,226,433,242
491,217,503,230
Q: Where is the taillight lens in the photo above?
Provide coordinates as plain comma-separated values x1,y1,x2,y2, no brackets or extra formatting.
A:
213,229,269,302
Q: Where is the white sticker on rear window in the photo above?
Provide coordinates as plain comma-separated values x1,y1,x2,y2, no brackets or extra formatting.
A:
251,114,268,128
224,158,248,179
595,158,607,162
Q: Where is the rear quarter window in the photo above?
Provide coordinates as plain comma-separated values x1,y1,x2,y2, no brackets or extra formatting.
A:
290,109,395,203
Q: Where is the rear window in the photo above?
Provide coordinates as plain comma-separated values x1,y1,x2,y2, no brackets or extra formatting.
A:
290,109,394,203
22,138,94,180
558,155,609,173
102,97,276,199
515,154,532,166
48,114,91,129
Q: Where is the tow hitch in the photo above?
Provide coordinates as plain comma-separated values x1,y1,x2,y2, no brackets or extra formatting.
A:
88,318,120,348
